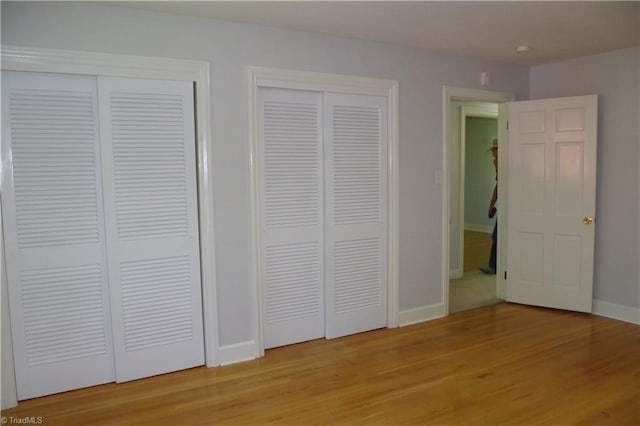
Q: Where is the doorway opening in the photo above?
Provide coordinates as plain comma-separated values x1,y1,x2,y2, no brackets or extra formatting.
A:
450,104,500,313
442,86,514,316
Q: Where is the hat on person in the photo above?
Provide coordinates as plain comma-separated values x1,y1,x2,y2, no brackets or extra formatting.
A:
487,138,498,151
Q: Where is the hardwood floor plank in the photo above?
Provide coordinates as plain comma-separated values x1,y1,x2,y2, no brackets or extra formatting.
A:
2,303,638,425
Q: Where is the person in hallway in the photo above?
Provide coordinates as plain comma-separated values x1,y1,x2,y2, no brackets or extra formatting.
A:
481,138,498,274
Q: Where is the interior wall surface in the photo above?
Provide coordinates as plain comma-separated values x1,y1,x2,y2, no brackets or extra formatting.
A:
530,46,640,309
0,2,530,349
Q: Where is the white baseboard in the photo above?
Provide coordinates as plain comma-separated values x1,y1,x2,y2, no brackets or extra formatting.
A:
450,268,463,279
398,303,446,327
593,300,640,325
218,340,257,366
464,223,493,233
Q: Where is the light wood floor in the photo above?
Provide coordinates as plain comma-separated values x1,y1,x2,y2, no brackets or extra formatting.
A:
3,303,639,425
449,271,500,314
464,229,492,272
449,230,500,314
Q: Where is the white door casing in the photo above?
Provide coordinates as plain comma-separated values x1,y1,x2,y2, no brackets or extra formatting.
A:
97,77,205,381
443,86,515,314
249,67,399,356
324,93,387,338
506,95,597,312
2,46,217,409
1,71,115,399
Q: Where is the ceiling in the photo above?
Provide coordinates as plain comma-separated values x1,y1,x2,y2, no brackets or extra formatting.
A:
111,1,639,66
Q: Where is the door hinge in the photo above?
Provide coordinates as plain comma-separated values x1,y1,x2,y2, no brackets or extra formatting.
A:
506,121,509,130
504,271,507,280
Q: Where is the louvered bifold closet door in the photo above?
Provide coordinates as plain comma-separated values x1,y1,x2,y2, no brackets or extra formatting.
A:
1,72,115,399
259,88,324,349
324,93,387,339
97,77,204,382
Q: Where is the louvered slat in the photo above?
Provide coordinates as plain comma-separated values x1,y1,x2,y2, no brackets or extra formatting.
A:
120,256,193,352
110,92,188,240
21,265,108,365
263,100,320,229
265,243,321,323
333,105,382,225
334,238,382,313
9,88,100,248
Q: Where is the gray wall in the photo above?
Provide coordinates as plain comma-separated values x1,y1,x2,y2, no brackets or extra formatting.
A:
1,2,530,350
2,0,638,409
530,46,640,309
464,117,497,230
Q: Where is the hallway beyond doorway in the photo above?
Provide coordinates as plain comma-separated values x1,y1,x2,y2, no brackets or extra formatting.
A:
449,271,501,313
450,230,501,314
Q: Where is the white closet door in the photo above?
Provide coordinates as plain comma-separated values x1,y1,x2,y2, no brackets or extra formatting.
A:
1,71,114,399
259,88,324,349
324,93,387,339
97,77,204,382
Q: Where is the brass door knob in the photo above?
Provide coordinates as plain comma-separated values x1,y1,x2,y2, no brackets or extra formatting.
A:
583,216,593,225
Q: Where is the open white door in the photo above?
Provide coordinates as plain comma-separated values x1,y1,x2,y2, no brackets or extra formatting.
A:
506,95,597,312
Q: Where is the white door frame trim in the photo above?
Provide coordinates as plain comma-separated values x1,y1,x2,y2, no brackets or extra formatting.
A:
442,86,514,316
248,66,399,357
1,45,219,406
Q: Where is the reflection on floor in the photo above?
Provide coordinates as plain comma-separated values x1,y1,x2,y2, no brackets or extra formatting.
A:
449,270,502,314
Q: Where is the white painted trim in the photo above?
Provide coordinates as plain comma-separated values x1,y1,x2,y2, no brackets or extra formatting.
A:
1,208,18,410
398,304,446,327
218,341,258,366
250,66,395,97
464,224,494,233
450,269,463,280
387,82,400,329
461,103,499,118
247,68,265,359
1,45,207,81
458,107,467,283
0,46,220,405
442,86,515,317
496,105,510,300
248,66,400,355
445,86,515,103
593,300,640,325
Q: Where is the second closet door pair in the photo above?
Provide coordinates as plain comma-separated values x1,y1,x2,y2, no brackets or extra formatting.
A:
259,88,387,349
3,71,204,399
